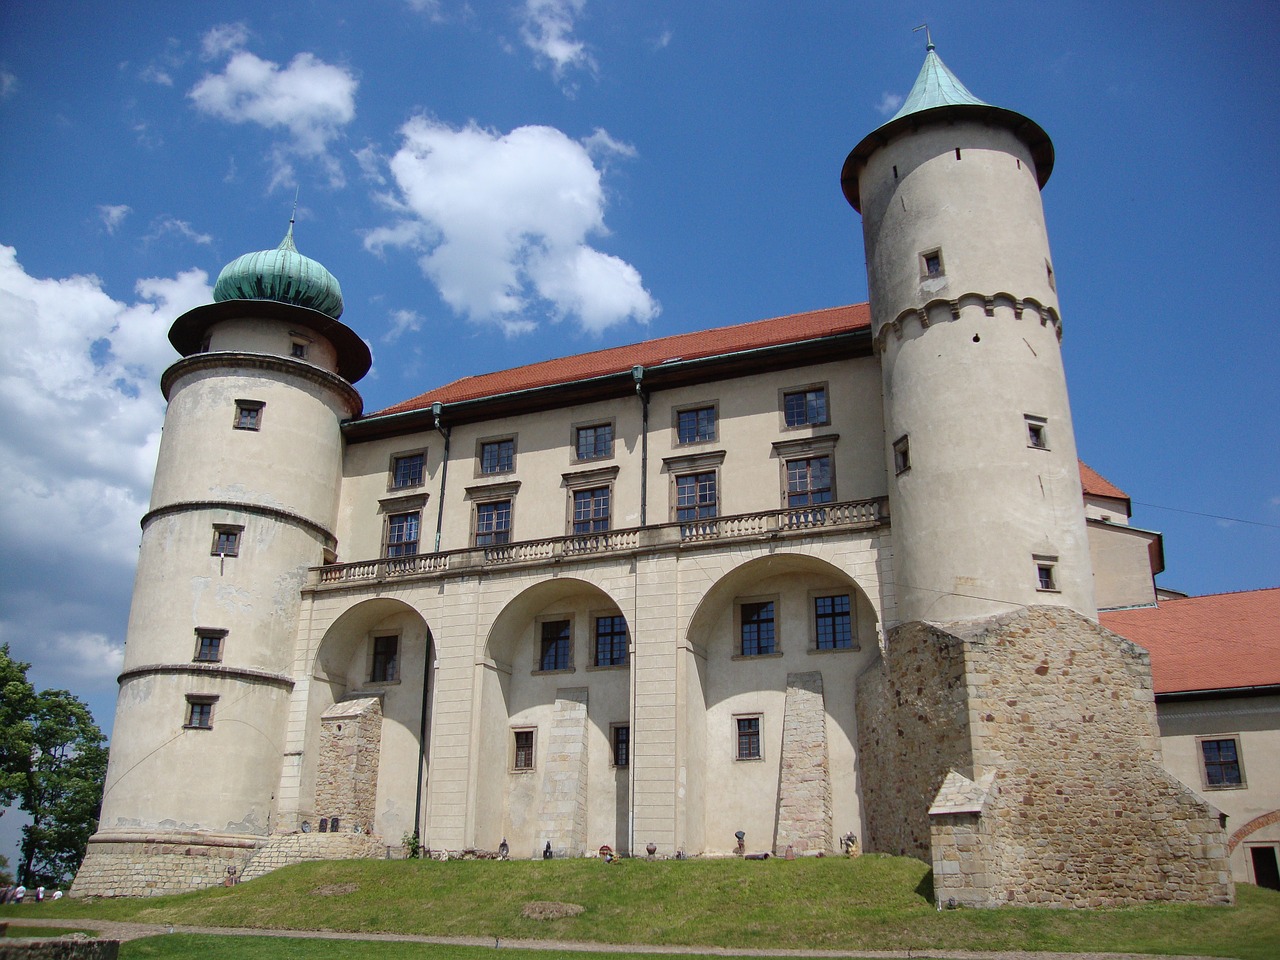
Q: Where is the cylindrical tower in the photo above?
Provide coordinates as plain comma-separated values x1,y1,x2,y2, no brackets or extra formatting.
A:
75,224,371,896
842,43,1095,625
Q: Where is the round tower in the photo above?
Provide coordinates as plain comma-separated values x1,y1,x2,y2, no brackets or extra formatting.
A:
842,43,1095,625
77,223,370,896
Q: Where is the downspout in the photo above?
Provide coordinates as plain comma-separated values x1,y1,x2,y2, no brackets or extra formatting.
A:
630,365,645,855
416,401,449,845
431,401,450,553
633,365,648,527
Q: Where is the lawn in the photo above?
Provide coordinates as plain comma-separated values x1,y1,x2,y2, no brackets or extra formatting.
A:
3,856,1277,959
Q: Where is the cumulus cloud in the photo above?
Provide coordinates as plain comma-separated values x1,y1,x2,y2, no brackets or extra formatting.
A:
146,217,213,246
138,64,173,86
521,0,595,80
201,22,250,60
189,30,358,188
0,245,210,723
365,117,658,335
876,91,904,116
98,204,132,234
385,308,424,342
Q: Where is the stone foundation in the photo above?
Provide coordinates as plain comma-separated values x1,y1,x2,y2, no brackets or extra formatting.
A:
239,832,387,881
70,831,261,898
857,605,1233,907
536,688,589,856
315,697,382,832
774,671,832,854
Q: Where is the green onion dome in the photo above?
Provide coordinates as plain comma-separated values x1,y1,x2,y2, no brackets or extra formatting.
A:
212,223,344,320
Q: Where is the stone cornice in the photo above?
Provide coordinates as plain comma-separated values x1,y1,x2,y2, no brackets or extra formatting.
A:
142,500,336,548
161,351,363,416
874,292,1062,353
117,662,295,689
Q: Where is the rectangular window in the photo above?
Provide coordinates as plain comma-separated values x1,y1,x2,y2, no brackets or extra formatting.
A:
371,635,399,683
594,614,628,667
676,405,716,444
480,438,515,474
513,729,535,770
893,435,911,475
783,387,828,427
573,487,611,534
740,601,776,656
1025,415,1048,450
922,248,944,278
234,400,264,431
194,629,225,663
391,453,425,489
1201,738,1244,788
185,696,216,730
814,595,853,650
612,724,630,767
1035,556,1058,592
385,511,420,557
736,716,761,760
786,456,832,507
475,500,512,546
539,620,571,672
575,423,614,460
211,525,242,557
290,341,307,359
676,471,718,523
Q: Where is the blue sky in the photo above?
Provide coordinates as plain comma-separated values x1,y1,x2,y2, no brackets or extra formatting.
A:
0,1,1277,872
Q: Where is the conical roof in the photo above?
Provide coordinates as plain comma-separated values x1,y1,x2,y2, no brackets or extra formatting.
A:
888,42,988,120
212,223,345,320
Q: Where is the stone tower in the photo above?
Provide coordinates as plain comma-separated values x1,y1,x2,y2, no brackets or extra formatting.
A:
846,45,1232,908
74,223,370,896
843,40,1093,624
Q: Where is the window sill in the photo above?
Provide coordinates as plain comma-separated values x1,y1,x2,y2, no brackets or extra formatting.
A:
809,645,860,655
368,678,402,686
1202,783,1247,791
183,724,212,731
586,663,628,672
532,667,576,676
735,755,764,762
732,652,783,661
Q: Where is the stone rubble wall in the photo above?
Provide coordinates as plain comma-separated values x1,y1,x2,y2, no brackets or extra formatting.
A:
774,671,832,854
0,937,119,959
536,688,589,857
315,698,382,832
70,835,260,898
239,832,387,881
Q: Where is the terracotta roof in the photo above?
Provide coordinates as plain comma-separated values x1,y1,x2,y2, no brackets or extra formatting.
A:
1078,461,1129,501
1101,588,1280,695
370,303,872,417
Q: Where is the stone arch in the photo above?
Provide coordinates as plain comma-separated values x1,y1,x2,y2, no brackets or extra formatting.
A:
303,597,433,846
475,577,631,858
1228,809,1280,853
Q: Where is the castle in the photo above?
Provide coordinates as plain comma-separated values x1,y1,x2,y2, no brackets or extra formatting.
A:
72,45,1257,905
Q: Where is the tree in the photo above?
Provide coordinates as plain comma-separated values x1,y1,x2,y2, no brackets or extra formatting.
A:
0,644,37,814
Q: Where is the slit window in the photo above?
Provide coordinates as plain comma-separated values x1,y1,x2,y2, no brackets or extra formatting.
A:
612,724,630,767
893,435,911,475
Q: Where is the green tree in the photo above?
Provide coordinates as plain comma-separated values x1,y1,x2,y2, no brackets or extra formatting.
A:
0,644,37,814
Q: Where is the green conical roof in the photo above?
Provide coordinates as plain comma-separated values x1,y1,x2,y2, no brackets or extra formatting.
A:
213,223,345,320
889,42,988,121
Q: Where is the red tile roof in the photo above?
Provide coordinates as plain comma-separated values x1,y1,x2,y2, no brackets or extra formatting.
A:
371,303,872,417
1101,588,1280,695
1078,461,1129,501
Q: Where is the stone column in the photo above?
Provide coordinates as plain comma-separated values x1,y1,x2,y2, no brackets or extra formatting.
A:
774,671,832,854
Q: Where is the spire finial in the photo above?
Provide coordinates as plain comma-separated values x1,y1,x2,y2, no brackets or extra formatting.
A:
279,190,299,252
913,23,935,51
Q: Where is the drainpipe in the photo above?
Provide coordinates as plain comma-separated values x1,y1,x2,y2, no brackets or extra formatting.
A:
632,365,648,527
431,401,450,553
413,634,432,847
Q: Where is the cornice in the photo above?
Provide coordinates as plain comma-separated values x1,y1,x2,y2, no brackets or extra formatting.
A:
161,351,363,416
117,662,295,690
142,499,336,548
874,292,1061,353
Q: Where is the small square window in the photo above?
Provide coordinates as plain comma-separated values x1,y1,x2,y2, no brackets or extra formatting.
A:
290,341,307,359
572,486,611,534
1035,557,1058,592
234,400,264,431
676,405,716,444
740,601,776,656
539,620,572,672
595,615,628,667
391,453,425,489
1200,737,1245,788
475,499,512,547
1025,416,1048,450
211,525,243,557
575,423,614,461
612,724,630,767
814,595,853,650
385,511,420,558
371,635,399,683
736,716,761,760
893,435,911,475
513,729,535,771
185,696,216,729
783,387,828,427
480,438,515,474
922,249,944,279
194,629,225,663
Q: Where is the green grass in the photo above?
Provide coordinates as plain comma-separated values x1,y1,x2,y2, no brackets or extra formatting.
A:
4,856,1278,959
3,923,99,938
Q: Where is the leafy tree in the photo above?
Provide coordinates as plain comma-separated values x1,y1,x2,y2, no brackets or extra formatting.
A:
0,644,37,813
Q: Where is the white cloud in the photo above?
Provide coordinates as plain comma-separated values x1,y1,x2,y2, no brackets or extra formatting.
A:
876,91,904,116
354,143,387,184
98,204,132,234
0,245,210,722
580,127,636,160
189,36,358,188
0,71,16,101
385,308,424,342
366,117,658,335
139,64,173,86
521,0,595,79
405,0,443,18
650,29,673,51
201,22,250,60
146,217,213,246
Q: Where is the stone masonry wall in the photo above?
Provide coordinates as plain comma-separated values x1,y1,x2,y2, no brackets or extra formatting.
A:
774,671,832,854
536,688,589,857
315,697,382,832
239,832,387,882
71,835,259,898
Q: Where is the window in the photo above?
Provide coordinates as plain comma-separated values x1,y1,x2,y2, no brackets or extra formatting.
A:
612,724,630,767
194,629,225,662
290,341,307,359
371,635,399,683
676,405,716,444
1046,259,1056,291
676,471,718,524
893,435,911,475
185,696,216,730
783,387,828,427
595,614,628,667
573,487,611,534
539,620,572,672
233,400,264,431
1035,556,1058,592
1025,415,1048,450
1200,737,1244,788
786,456,832,506
385,511,420,557
575,422,614,461
740,601,776,656
479,438,515,474
391,452,425,489
921,248,944,279
513,729,535,771
211,525,242,557
475,500,512,546
814,595,853,650
736,716,761,760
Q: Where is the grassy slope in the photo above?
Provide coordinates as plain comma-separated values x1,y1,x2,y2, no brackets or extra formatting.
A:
5,856,1278,959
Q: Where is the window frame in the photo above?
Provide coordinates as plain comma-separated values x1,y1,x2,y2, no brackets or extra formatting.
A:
673,402,718,445
476,435,517,477
735,596,781,659
233,399,265,431
370,634,400,684
1025,415,1049,450
921,247,945,279
511,727,536,772
211,524,243,558
735,714,763,761
534,616,574,674
1034,555,1059,593
184,695,217,730
893,435,911,475
572,420,616,462
611,723,630,768
571,485,612,535
474,498,513,547
780,383,830,429
785,454,834,508
811,591,857,652
389,449,427,491
592,612,629,668
1198,735,1246,790
383,509,422,558
193,628,226,663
